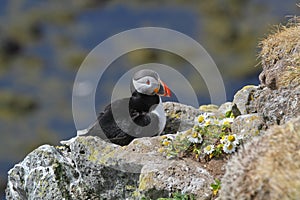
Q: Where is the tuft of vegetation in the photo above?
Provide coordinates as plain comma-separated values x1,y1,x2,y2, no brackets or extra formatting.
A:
211,179,221,197
258,15,300,89
159,109,243,162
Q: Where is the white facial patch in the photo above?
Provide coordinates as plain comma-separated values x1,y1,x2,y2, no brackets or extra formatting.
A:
133,76,159,95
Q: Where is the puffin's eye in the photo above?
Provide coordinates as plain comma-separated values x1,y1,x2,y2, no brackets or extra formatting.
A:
146,80,150,85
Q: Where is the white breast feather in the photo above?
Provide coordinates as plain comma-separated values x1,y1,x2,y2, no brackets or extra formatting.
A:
151,98,166,135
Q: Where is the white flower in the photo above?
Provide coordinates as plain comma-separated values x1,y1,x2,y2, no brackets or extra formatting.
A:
223,142,236,154
220,135,228,144
227,134,237,144
204,145,215,155
212,119,221,125
221,118,234,126
161,135,175,146
187,131,203,144
194,113,210,125
204,119,212,127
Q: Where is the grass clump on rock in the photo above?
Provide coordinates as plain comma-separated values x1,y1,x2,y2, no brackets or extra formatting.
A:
219,116,300,200
259,16,300,89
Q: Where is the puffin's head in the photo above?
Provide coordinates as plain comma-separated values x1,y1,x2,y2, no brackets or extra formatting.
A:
131,69,171,97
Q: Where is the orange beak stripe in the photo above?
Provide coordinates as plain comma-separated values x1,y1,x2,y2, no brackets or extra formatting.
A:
160,81,171,97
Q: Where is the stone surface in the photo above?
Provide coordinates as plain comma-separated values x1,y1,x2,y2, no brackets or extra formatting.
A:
220,116,300,200
199,104,219,113
217,102,241,117
6,145,80,200
231,113,266,141
163,102,202,134
250,86,300,127
6,136,214,199
232,85,259,115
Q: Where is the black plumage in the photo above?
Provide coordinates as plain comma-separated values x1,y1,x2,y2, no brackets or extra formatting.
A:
86,90,160,146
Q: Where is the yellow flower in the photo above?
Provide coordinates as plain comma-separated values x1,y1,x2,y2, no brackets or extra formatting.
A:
204,119,211,127
223,142,236,154
192,131,198,138
198,115,205,123
162,140,170,146
227,134,236,142
204,145,215,155
161,135,168,139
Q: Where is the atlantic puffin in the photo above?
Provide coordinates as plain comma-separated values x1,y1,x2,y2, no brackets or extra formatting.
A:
77,69,171,146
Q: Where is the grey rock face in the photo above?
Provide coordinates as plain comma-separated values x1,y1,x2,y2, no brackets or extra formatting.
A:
231,113,266,141
250,86,300,126
6,145,80,200
232,84,300,128
217,102,241,117
6,136,214,199
232,85,259,115
163,102,202,134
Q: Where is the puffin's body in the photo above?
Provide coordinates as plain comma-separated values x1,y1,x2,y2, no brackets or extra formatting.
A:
81,69,171,146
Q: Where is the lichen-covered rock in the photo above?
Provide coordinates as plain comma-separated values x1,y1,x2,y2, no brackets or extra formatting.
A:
219,116,300,200
250,86,300,126
259,24,300,90
6,136,214,199
232,85,259,115
231,113,266,141
163,102,202,134
217,102,241,117
199,104,219,113
139,160,213,199
6,145,80,200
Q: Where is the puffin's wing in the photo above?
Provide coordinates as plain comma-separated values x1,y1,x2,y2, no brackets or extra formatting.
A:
86,98,131,137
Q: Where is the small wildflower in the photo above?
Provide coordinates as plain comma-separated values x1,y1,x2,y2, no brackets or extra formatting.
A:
194,113,210,125
161,135,174,146
213,119,220,125
193,125,201,132
222,118,234,126
220,135,227,144
161,135,168,139
204,145,215,155
223,142,236,154
198,115,205,123
204,119,212,127
162,140,171,146
187,132,203,144
227,134,236,142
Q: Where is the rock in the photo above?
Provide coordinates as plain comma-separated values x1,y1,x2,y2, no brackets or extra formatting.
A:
163,102,202,134
219,116,300,200
217,102,241,118
6,145,80,200
199,104,219,113
250,86,300,126
231,113,266,141
259,25,300,90
139,160,213,199
232,85,259,115
6,136,214,199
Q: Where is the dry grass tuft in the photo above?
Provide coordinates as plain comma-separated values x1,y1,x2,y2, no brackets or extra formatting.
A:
258,16,300,89
219,117,300,200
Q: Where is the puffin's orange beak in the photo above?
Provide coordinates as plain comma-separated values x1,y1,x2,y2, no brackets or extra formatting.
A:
155,80,171,97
